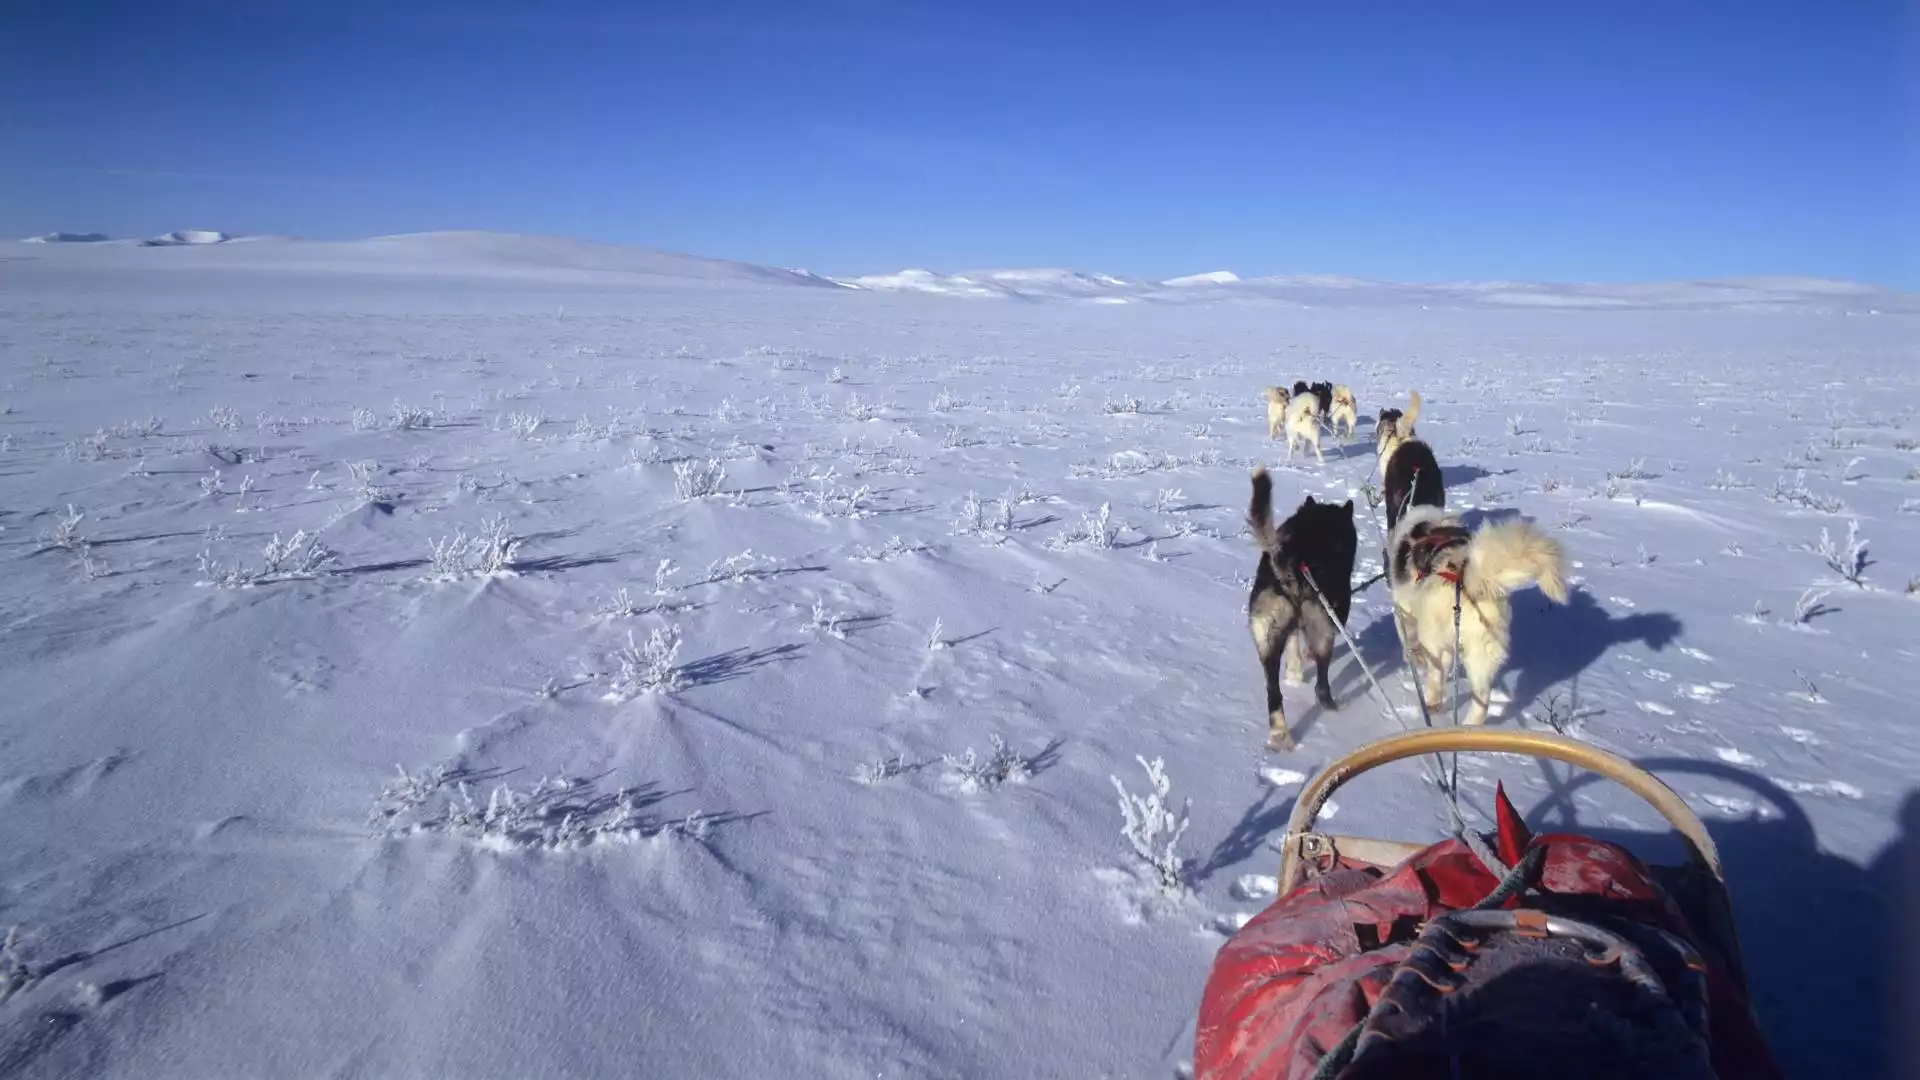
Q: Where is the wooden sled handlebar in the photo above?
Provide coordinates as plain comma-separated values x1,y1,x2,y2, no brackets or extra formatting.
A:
1277,729,1723,895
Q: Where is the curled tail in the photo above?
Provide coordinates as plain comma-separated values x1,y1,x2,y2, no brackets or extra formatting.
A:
1248,467,1278,550
1400,390,1423,438
1463,520,1569,603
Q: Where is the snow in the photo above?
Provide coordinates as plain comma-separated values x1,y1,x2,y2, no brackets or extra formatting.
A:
0,230,1915,1079
1162,269,1242,287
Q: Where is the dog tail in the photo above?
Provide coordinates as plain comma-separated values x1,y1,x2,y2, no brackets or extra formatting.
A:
1248,467,1279,550
1400,390,1422,437
1463,520,1569,604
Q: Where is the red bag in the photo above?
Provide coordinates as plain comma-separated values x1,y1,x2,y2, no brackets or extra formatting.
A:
1194,786,1782,1080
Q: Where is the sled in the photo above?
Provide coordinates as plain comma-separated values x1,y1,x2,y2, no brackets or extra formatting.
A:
1195,728,1782,1080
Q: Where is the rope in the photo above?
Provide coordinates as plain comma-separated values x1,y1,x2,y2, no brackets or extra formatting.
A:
1298,564,1462,828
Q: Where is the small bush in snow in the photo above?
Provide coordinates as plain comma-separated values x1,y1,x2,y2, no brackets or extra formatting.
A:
1047,502,1122,551
653,558,680,593
349,407,380,431
805,600,847,639
827,365,849,384
930,388,965,413
695,549,778,586
346,460,390,504
1148,487,1187,514
36,504,88,554
605,625,684,700
599,588,639,618
673,457,727,500
1808,519,1871,587
1111,755,1190,893
1610,457,1658,481
841,392,879,421
207,405,243,433
852,536,928,561
1101,394,1146,416
1789,587,1836,625
389,401,436,431
368,765,705,849
1769,471,1848,514
941,734,1032,793
1505,414,1531,436
797,474,874,519
1,926,36,1004
1706,470,1748,491
199,529,338,587
925,618,947,651
853,754,914,785
424,515,521,581
953,491,1014,539
504,411,544,439
112,416,164,439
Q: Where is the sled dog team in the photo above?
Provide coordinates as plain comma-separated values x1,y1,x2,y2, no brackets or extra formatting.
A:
1250,386,1569,751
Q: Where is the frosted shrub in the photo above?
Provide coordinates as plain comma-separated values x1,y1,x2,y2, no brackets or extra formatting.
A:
842,392,879,421
1789,587,1836,626
605,625,684,700
805,600,847,639
852,535,928,561
853,754,913,785
941,734,1032,794
1,926,36,1004
1110,755,1190,893
925,618,947,651
673,457,727,500
599,587,639,618
930,388,965,413
368,765,698,849
1047,502,1121,551
1769,471,1847,514
827,365,849,384
207,405,243,432
1809,519,1871,587
424,515,521,581
799,480,873,519
1706,470,1748,491
952,491,1013,539
199,529,338,587
389,401,435,430
505,411,544,439
349,407,380,431
37,504,88,553
346,460,390,504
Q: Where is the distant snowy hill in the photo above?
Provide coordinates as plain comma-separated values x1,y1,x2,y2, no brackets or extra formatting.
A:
21,232,112,244
10,229,1911,311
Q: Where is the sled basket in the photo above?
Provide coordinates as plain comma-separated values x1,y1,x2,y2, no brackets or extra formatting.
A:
1194,729,1782,1080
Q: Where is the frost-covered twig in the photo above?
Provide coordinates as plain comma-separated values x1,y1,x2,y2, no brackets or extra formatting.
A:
673,457,727,500
941,734,1032,794
1110,755,1190,893
1808,519,1871,587
605,625,684,700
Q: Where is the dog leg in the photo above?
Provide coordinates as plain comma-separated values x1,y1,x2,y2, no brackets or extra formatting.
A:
1463,645,1498,727
1252,609,1295,751
1312,435,1324,465
1283,632,1304,685
1306,621,1337,710
1420,648,1448,717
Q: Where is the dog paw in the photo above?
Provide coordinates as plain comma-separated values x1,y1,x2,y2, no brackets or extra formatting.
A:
1266,730,1296,753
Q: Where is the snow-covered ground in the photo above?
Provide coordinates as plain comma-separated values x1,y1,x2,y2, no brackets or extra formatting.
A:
1,233,1914,1078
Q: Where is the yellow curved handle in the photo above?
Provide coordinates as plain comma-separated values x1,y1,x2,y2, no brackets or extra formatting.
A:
1276,728,1722,894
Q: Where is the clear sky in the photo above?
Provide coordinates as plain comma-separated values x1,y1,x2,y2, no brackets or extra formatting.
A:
1,0,1912,285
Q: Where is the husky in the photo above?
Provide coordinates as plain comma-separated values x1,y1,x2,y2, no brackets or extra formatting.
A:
1263,386,1291,440
1247,468,1357,751
1308,380,1335,420
1376,390,1443,532
1329,384,1358,438
1387,505,1569,727
1284,390,1324,464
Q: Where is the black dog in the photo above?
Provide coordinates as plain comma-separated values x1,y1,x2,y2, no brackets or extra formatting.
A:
1375,392,1444,532
1382,439,1445,533
1308,380,1335,419
1247,468,1357,751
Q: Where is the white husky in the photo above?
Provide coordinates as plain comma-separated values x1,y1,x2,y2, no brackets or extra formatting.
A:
1387,505,1569,726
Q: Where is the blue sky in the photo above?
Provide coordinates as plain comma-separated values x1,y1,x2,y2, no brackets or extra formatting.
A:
1,0,1912,284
